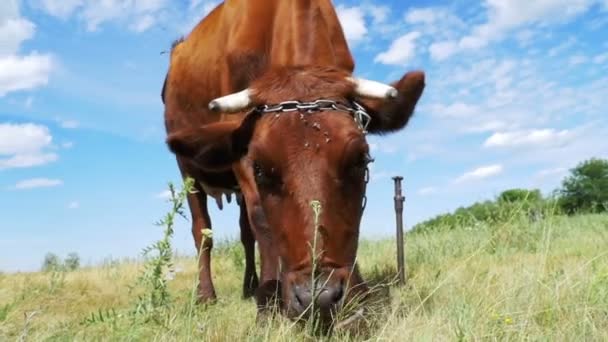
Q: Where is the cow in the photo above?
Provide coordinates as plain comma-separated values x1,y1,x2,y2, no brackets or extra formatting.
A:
161,0,425,325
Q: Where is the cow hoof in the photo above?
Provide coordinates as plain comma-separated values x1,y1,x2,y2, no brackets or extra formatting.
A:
195,290,217,305
254,280,283,312
243,275,259,299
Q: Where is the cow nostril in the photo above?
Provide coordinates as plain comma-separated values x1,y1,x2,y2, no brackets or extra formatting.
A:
333,286,344,303
317,284,344,310
295,291,304,307
293,286,312,312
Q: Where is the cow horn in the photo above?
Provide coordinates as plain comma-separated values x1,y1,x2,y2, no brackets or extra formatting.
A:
208,89,252,113
348,77,398,100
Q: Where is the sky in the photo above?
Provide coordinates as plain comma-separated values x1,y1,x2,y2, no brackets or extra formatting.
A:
1,0,607,272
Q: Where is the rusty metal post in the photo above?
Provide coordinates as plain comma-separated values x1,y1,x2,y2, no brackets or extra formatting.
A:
393,176,406,286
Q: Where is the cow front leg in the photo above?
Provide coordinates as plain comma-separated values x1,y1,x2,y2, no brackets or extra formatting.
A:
246,201,282,315
186,184,217,303
238,196,259,299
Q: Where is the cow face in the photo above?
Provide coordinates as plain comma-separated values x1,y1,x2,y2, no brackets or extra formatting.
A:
166,66,425,323
246,110,372,320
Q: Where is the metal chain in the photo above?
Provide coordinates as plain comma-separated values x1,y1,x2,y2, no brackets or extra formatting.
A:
257,99,372,134
362,166,370,212
254,99,374,212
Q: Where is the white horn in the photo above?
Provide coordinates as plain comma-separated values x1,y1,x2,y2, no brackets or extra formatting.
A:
348,77,398,100
208,89,252,113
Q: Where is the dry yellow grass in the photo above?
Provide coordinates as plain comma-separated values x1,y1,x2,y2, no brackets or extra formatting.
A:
1,213,607,341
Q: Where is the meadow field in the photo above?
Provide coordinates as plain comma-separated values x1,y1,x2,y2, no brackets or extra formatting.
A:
1,212,607,341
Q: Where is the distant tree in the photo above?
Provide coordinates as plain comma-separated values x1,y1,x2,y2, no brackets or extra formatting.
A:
42,253,62,272
64,252,81,271
498,189,542,203
557,158,608,215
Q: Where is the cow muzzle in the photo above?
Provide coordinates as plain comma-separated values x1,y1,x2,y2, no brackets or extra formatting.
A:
285,268,349,321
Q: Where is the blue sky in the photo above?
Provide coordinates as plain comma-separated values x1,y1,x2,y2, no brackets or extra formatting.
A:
1,0,607,272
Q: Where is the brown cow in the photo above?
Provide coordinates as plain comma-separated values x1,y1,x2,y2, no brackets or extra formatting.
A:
162,0,425,324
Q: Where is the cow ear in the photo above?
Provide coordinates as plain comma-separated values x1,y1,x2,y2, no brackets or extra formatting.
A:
166,116,258,172
356,71,425,135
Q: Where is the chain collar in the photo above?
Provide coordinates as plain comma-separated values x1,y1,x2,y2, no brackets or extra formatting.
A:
255,99,372,134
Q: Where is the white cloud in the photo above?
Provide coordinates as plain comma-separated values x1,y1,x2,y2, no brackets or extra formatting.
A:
67,201,80,209
0,153,58,170
0,18,35,56
336,5,368,44
548,36,577,57
130,14,155,33
418,187,437,196
405,8,440,25
429,41,458,61
0,123,58,170
156,190,171,200
483,129,574,149
14,178,63,190
455,164,503,184
0,1,53,96
424,1,603,60
569,54,588,65
375,32,421,66
62,141,74,149
0,123,52,155
33,0,168,33
593,52,608,64
32,0,83,19
0,53,53,96
536,167,568,179
60,120,79,129
429,102,480,119
368,6,389,25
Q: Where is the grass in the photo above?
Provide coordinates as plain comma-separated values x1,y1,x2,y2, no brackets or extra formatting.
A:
1,212,607,341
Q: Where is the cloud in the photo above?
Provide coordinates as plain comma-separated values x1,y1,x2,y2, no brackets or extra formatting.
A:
593,52,608,64
155,190,171,200
569,54,588,66
59,120,79,129
421,1,603,60
429,102,481,119
32,0,169,33
31,0,83,19
429,41,458,61
0,123,59,170
483,129,574,149
14,178,63,190
0,153,58,170
0,17,35,56
536,167,568,179
455,164,503,184
417,187,437,196
336,5,368,44
0,53,54,96
0,1,54,97
67,201,80,209
375,32,421,66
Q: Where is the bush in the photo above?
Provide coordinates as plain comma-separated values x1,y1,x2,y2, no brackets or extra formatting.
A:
556,158,608,215
64,252,81,271
411,188,560,233
42,253,62,272
498,189,542,203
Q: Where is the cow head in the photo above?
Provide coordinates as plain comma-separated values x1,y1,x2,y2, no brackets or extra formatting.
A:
166,66,425,324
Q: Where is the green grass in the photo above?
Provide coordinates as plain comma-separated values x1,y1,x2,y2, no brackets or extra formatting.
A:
1,213,607,341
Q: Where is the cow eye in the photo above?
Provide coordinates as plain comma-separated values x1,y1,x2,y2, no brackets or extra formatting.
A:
353,152,373,170
253,161,282,191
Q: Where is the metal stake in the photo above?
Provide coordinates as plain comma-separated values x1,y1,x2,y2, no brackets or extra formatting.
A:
393,176,406,286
